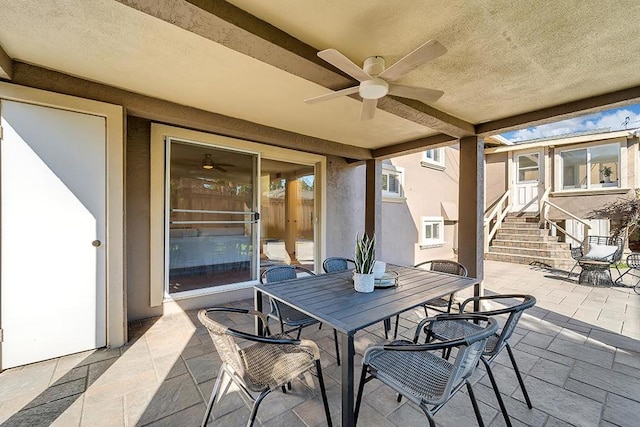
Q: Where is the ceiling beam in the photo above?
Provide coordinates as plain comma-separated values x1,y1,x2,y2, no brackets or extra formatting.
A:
117,0,474,138
11,62,372,160
372,133,457,159
0,43,13,80
476,85,640,136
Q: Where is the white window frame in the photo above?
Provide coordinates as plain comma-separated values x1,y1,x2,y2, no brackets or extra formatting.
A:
421,148,446,169
420,216,445,247
558,142,621,191
382,164,404,199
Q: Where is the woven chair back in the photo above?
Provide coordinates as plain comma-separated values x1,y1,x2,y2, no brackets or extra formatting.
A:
198,310,246,378
485,295,536,356
415,260,468,277
322,257,354,273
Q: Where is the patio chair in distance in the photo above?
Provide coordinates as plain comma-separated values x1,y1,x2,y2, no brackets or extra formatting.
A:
428,294,537,427
198,307,332,427
354,314,498,427
261,265,341,365
393,260,468,339
568,235,624,279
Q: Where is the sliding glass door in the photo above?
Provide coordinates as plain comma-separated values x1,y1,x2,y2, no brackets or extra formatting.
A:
167,140,258,294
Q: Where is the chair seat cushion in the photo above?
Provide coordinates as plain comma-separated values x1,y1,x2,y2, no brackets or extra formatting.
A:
584,244,618,261
241,340,316,391
367,346,454,404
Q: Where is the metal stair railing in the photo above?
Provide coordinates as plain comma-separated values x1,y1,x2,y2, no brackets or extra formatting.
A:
539,187,590,245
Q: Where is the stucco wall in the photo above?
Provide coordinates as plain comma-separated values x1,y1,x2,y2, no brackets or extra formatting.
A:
380,148,459,266
485,152,508,209
325,156,366,259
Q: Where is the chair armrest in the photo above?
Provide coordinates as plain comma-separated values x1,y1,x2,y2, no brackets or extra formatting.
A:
458,294,536,315
365,314,497,363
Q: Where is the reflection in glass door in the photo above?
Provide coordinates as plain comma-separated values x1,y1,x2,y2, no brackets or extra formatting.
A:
260,159,315,271
167,140,258,294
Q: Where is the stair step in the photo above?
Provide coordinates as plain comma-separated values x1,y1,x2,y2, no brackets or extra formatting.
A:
485,252,576,270
488,245,573,258
494,233,560,242
495,222,541,229
492,239,570,250
503,216,540,224
496,227,549,236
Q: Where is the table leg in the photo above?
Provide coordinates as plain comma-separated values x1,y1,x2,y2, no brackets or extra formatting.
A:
340,332,355,427
254,288,264,336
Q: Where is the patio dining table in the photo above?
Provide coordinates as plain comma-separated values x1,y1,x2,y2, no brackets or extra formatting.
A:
253,264,480,427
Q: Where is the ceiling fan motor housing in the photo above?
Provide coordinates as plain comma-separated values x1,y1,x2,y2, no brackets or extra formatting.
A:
363,56,385,75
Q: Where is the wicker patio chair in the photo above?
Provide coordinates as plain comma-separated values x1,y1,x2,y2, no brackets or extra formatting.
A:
392,260,468,339
427,294,537,427
568,235,624,279
198,308,332,427
354,314,498,427
322,257,355,273
261,265,341,365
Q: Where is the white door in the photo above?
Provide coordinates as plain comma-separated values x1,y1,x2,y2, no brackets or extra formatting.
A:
512,151,542,213
1,100,106,369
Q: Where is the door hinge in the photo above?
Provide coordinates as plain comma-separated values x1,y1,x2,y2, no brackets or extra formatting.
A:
0,328,3,343
0,125,3,141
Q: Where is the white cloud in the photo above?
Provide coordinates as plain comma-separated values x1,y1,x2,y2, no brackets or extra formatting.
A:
506,108,640,142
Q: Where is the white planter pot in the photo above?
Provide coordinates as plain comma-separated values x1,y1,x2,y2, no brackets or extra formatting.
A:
353,272,375,293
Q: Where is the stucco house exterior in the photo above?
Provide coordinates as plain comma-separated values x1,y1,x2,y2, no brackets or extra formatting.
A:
381,146,461,265
484,129,640,259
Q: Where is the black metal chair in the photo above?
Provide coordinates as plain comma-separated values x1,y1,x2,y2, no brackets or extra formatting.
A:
198,308,332,427
393,260,468,339
355,314,498,427
427,294,537,427
261,265,341,365
568,235,624,280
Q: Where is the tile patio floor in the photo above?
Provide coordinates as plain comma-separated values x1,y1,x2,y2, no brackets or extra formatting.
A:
1,260,639,426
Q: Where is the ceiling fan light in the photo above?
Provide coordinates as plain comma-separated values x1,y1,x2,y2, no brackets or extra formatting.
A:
359,78,389,100
202,154,214,170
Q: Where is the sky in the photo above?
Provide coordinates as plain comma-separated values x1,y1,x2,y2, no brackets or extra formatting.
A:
501,103,640,143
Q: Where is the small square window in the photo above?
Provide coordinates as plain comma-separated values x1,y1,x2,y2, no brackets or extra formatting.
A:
382,165,404,198
421,216,445,246
422,148,446,169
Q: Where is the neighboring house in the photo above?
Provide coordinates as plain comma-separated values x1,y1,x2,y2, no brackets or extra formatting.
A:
485,129,640,248
380,146,460,265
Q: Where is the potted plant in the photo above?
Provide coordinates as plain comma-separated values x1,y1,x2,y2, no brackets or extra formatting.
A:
353,232,376,292
601,166,613,183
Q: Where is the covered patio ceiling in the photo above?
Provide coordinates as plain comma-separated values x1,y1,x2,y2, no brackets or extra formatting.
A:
1,0,640,160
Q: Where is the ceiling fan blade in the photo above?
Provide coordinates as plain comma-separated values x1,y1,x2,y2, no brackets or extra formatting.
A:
360,98,377,121
378,40,447,81
388,84,444,104
212,164,228,173
318,49,372,82
304,86,360,104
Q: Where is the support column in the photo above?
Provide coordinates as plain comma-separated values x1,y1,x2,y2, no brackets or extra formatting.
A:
458,136,485,287
364,159,382,245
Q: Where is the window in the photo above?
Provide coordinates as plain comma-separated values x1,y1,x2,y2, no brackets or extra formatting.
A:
382,165,404,198
517,153,539,182
421,216,445,246
560,143,619,190
422,148,445,169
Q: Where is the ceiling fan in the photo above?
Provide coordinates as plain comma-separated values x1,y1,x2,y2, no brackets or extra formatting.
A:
305,39,447,120
173,154,235,173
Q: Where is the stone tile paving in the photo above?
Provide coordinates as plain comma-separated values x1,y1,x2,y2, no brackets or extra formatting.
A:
0,260,639,426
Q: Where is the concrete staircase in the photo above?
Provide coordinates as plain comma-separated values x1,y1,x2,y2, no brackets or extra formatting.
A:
485,213,575,270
